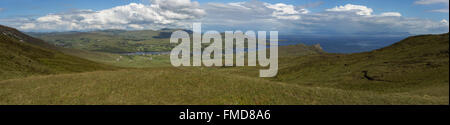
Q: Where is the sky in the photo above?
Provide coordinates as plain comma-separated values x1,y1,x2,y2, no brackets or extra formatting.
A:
0,0,448,36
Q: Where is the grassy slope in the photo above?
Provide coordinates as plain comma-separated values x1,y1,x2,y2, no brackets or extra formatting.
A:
0,25,115,80
1,25,58,50
274,33,449,97
0,67,445,105
211,33,449,104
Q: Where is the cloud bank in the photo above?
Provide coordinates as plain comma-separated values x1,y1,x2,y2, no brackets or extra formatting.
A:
326,4,373,16
415,0,449,13
202,2,448,35
16,0,205,31
1,0,448,36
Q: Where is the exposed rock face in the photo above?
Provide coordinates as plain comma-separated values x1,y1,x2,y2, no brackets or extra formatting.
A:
313,44,323,51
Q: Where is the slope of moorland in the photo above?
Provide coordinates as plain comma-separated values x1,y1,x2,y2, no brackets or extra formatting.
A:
0,25,115,80
273,33,449,97
1,25,58,50
0,67,445,105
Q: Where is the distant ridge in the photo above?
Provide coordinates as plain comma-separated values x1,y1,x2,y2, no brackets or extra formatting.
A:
0,25,57,50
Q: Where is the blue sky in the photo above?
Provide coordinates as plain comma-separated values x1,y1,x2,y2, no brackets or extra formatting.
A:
0,0,447,20
0,0,448,35
203,0,449,20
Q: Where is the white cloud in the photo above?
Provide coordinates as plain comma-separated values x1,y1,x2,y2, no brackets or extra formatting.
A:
36,15,62,22
441,19,449,25
206,1,306,21
430,8,450,13
326,4,373,16
265,3,305,20
200,1,311,32
18,1,205,31
201,1,280,31
415,0,449,13
415,0,449,5
228,2,251,9
1,0,447,35
128,24,144,30
380,12,402,17
20,23,36,30
0,8,4,12
202,2,446,35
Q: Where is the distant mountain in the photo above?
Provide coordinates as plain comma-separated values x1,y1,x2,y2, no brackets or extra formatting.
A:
0,25,114,80
278,35,409,53
1,25,58,50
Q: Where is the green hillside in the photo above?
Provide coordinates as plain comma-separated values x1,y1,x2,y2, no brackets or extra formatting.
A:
0,25,448,104
0,25,115,80
274,33,449,96
0,67,445,105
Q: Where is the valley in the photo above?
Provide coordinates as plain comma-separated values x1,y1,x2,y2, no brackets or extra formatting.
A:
0,25,448,105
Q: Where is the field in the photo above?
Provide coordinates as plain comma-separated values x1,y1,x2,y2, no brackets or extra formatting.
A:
1,67,446,105
28,29,177,53
1,25,448,105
